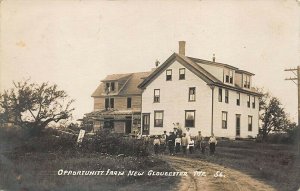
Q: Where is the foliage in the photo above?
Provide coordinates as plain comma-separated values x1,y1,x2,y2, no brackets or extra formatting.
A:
5,127,149,157
84,129,149,156
256,88,295,139
79,116,94,132
0,80,74,135
286,126,300,144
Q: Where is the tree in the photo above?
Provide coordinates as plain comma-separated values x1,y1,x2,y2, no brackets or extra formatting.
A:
0,80,74,135
257,88,294,139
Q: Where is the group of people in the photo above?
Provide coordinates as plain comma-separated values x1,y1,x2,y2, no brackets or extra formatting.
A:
152,129,218,156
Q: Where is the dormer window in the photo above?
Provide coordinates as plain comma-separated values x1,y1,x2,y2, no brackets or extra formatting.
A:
224,69,233,84
106,83,110,92
111,82,115,91
244,75,250,89
229,71,233,84
166,69,172,81
105,82,116,93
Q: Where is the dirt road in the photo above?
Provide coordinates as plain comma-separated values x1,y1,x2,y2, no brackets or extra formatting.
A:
163,156,276,191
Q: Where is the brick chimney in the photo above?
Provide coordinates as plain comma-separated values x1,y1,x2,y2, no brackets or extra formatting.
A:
178,41,186,56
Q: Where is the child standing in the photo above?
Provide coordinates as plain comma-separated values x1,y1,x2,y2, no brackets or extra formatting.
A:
175,135,181,153
153,135,160,155
188,138,195,154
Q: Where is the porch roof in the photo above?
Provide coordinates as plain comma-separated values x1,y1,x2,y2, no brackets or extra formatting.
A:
86,109,141,118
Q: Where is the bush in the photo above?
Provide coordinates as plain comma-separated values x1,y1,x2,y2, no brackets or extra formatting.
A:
265,133,289,144
3,127,150,157
83,129,149,156
286,127,299,144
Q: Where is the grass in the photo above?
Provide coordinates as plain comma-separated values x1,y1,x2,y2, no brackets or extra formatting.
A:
190,140,300,191
0,152,178,191
0,128,179,191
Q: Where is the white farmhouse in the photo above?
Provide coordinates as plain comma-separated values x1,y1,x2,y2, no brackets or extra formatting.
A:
139,41,261,139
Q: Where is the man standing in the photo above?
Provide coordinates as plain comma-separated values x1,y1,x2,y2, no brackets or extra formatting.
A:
168,132,176,155
181,133,188,155
209,133,217,155
195,131,203,151
160,131,167,153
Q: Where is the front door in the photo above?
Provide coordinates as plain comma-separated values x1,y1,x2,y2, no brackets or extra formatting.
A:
236,114,241,137
142,114,150,135
125,117,132,134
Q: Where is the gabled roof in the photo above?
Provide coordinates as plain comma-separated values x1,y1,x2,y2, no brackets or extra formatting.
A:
138,53,261,96
92,71,151,97
138,53,222,89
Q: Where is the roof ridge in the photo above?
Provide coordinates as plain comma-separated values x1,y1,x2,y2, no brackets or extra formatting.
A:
188,56,239,70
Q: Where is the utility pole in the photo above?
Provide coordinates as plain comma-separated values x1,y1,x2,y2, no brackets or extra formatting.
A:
285,66,300,154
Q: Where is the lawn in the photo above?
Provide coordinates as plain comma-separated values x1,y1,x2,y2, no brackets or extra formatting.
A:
0,151,178,191
191,140,300,191
0,128,179,191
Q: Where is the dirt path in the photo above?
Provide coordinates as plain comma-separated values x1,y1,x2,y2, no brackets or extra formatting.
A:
163,156,276,191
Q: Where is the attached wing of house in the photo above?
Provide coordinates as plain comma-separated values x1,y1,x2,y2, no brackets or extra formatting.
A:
87,71,150,134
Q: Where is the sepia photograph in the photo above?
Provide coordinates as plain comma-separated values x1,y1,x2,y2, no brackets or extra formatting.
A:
0,0,300,190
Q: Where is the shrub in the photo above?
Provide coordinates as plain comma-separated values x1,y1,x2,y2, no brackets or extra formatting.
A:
83,129,149,156
5,128,150,157
286,127,299,144
265,133,289,144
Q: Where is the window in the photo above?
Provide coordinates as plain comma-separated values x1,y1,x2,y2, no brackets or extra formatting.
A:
225,70,233,84
225,75,229,83
218,88,222,102
247,95,250,108
105,98,114,109
189,87,196,101
105,83,110,92
185,110,195,127
225,89,229,103
229,70,233,84
104,118,114,129
127,97,132,108
154,111,164,127
110,98,114,108
166,69,172,81
111,82,115,91
105,98,109,109
248,116,253,131
105,82,116,92
244,75,250,88
222,111,228,129
154,89,160,103
179,68,185,80
236,92,240,106
252,96,255,109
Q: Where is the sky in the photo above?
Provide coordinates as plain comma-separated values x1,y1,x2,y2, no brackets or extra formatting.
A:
0,0,299,122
